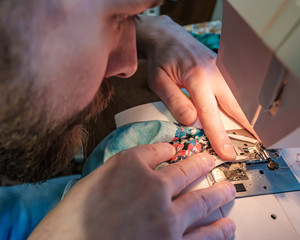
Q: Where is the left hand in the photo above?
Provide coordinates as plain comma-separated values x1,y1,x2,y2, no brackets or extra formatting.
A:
29,144,236,240
136,15,255,160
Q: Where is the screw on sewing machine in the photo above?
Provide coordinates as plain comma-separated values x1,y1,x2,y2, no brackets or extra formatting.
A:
261,149,279,171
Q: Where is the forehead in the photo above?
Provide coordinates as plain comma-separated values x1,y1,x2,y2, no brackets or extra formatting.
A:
105,0,163,15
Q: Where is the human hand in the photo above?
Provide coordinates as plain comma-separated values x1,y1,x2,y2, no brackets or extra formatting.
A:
29,143,235,239
136,15,256,160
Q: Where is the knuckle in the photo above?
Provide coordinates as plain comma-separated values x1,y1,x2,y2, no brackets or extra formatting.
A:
148,144,160,161
198,194,212,218
165,94,194,120
198,103,219,117
191,155,205,175
166,208,180,227
172,164,189,188
142,174,170,200
183,66,203,84
191,191,212,219
116,148,142,166
166,93,184,106
151,175,169,193
205,128,228,143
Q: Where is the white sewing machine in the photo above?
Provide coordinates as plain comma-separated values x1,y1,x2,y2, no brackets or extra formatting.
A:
217,0,300,149
215,1,300,238
115,1,300,239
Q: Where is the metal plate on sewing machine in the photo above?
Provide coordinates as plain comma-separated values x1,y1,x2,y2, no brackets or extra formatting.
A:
208,156,300,198
207,129,300,198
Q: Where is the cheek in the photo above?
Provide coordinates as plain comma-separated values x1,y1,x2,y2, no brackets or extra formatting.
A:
60,53,109,113
31,22,111,119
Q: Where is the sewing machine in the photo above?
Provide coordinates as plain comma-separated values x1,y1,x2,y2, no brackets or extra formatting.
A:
217,0,300,149
215,0,300,239
200,0,300,199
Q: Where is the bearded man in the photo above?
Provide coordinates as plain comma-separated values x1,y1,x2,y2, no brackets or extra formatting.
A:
0,0,253,239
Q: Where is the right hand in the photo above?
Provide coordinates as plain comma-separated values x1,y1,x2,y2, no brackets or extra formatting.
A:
136,15,258,160
29,143,236,239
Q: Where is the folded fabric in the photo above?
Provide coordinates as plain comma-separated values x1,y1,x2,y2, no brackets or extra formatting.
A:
82,120,212,176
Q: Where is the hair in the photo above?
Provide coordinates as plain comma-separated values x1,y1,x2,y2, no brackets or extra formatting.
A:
0,1,114,183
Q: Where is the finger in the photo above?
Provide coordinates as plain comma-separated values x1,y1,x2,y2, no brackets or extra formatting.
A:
149,68,198,125
119,143,176,169
158,153,215,196
174,181,236,230
186,69,236,160
183,218,236,240
213,71,260,139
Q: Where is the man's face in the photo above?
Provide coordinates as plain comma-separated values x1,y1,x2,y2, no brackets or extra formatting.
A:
33,0,162,119
0,0,161,182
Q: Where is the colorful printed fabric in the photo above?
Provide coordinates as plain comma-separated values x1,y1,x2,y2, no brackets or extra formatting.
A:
168,124,209,163
82,120,178,176
82,120,214,177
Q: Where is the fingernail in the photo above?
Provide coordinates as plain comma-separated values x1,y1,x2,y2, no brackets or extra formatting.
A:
227,182,237,198
228,219,236,231
223,143,236,159
209,160,215,168
207,156,215,168
169,144,177,155
224,218,236,237
163,143,176,155
197,154,215,168
220,181,236,198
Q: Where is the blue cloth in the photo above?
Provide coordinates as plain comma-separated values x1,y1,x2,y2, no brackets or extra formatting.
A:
0,175,80,240
82,120,210,176
0,121,206,239
82,120,178,177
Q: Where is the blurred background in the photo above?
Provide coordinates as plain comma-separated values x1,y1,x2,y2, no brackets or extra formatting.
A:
144,0,222,23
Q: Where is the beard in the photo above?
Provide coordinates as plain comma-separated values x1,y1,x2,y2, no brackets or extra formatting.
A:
0,79,114,183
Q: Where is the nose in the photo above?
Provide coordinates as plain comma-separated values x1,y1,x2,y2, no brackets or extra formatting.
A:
114,44,138,78
105,18,138,78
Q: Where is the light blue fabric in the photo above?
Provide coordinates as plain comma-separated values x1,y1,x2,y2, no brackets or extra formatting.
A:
82,120,177,177
0,120,179,239
0,175,80,240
